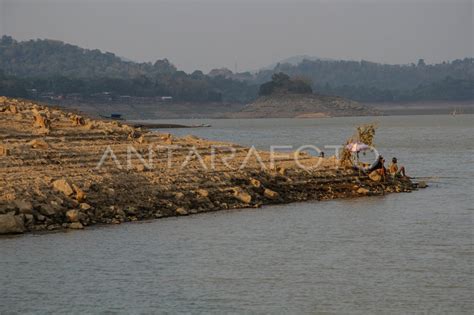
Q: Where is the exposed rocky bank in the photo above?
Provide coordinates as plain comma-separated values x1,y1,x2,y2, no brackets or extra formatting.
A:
0,97,417,235
231,94,378,118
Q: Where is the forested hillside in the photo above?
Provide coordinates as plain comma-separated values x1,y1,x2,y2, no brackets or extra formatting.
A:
0,35,472,103
255,58,473,102
0,36,257,102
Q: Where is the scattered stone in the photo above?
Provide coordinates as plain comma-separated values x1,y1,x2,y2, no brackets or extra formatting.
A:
71,115,85,126
47,224,61,231
250,178,261,188
0,203,15,215
72,184,86,202
233,188,252,204
8,104,18,114
13,199,33,214
368,171,382,182
65,209,80,222
85,122,95,130
174,192,185,200
277,167,287,176
39,204,57,216
52,179,74,196
418,181,428,188
176,207,188,215
136,164,147,172
161,133,171,141
29,139,49,150
24,214,34,223
0,144,9,156
197,189,209,198
0,214,25,234
136,135,146,144
124,206,137,216
0,97,420,235
264,188,279,200
32,109,51,131
80,203,91,210
68,222,84,229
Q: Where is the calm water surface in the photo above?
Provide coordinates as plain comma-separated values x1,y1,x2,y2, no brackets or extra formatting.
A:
1,115,473,314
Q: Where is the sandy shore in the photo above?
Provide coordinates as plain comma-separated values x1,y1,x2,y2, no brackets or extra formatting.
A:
0,97,419,235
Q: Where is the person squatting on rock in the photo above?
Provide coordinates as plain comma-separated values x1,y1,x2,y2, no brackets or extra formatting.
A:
389,157,407,178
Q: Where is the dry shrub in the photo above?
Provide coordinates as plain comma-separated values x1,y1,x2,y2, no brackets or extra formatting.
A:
340,123,378,166
356,123,377,146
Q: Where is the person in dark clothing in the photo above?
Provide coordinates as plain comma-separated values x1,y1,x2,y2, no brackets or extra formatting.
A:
367,155,387,179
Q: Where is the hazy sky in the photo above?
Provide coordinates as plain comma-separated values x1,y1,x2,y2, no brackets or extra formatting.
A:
1,0,472,73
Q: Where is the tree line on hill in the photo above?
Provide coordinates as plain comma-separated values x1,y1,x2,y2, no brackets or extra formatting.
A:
0,35,472,103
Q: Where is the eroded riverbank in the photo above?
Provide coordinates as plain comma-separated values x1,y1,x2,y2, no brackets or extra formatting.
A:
0,97,418,235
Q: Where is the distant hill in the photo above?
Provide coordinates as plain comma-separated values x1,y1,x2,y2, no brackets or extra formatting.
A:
231,72,377,118
0,36,172,79
0,35,257,103
232,94,376,118
253,58,473,102
255,58,473,89
0,35,472,103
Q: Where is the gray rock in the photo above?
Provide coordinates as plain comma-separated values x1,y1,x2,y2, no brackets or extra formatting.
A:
0,214,25,234
418,181,428,188
124,206,137,216
39,204,57,216
14,199,33,214
0,203,15,215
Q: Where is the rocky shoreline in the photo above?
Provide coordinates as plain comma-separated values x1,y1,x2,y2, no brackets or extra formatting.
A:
0,97,420,235
230,94,378,118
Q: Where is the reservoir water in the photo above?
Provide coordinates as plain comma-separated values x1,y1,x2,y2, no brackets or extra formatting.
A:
1,115,473,313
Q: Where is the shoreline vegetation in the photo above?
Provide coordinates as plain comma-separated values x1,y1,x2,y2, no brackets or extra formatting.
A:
0,97,422,235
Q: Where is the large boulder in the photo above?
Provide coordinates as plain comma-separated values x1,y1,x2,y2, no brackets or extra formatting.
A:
52,179,74,196
0,214,25,234
232,188,252,204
